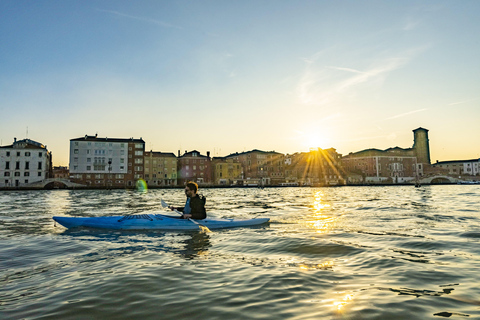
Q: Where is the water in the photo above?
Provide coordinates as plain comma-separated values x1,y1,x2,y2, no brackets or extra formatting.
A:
1,186,479,319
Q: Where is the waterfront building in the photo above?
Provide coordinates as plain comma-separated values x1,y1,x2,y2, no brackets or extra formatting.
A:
144,151,178,187
69,135,145,188
433,159,480,177
226,150,285,186
0,138,52,188
177,150,212,186
341,128,430,184
212,157,243,186
284,148,345,186
53,166,69,179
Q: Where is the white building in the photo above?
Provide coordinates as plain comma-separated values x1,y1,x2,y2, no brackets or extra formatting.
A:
433,159,480,176
69,135,145,187
0,138,52,188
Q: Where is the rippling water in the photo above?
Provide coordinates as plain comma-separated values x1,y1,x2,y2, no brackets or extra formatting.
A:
1,186,479,319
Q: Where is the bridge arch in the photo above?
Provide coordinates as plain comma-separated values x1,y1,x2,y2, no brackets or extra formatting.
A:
419,175,458,184
43,181,69,189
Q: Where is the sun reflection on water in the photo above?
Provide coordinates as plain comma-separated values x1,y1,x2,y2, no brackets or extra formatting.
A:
305,191,337,233
334,294,354,311
313,191,331,212
299,260,334,271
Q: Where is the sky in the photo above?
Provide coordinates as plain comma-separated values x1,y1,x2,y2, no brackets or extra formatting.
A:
1,0,479,166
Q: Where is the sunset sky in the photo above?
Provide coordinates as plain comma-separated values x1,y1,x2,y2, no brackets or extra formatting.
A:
1,1,479,166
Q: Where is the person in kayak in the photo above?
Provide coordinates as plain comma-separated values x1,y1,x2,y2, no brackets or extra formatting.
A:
169,181,206,220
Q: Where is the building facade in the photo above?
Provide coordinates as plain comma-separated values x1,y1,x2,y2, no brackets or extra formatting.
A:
212,157,243,185
144,151,178,187
342,151,419,184
226,150,285,185
177,150,212,185
53,166,69,179
433,159,480,176
285,148,345,186
0,138,52,187
341,128,430,184
69,135,145,188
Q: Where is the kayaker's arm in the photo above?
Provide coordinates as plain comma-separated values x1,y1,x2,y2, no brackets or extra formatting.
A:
169,206,184,213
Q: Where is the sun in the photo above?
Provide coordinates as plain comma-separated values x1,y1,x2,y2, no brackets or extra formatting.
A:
293,124,333,150
306,134,330,149
300,128,332,149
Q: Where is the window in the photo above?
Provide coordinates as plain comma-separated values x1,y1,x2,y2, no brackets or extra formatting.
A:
24,172,29,176
5,162,9,170
25,162,29,170
135,151,143,156
25,152,31,156
38,162,42,170
17,152,21,156
15,172,20,176
4,172,10,177
16,162,20,170
6,151,10,157
135,143,143,149
38,172,42,177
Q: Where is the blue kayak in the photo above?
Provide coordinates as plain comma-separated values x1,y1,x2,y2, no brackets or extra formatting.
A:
53,214,269,230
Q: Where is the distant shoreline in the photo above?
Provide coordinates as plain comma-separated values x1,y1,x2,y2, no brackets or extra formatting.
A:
1,182,470,192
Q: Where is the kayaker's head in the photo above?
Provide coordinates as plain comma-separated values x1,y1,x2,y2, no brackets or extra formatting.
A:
185,181,198,197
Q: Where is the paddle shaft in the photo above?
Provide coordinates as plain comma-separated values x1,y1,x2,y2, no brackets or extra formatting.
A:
161,199,211,232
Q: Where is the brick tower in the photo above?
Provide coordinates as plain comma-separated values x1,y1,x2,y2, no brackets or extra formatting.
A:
412,127,431,165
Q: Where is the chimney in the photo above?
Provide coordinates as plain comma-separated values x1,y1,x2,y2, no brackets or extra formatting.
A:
207,151,210,159
14,137,17,143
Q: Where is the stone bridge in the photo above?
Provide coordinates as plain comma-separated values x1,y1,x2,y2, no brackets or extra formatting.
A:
419,175,459,184
28,178,86,189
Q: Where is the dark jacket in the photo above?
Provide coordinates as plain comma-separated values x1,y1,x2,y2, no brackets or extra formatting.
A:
178,194,207,220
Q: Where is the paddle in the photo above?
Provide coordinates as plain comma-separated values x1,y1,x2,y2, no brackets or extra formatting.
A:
161,199,211,233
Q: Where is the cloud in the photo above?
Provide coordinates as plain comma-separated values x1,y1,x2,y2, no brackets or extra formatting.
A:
296,45,429,106
96,8,183,30
327,66,364,74
448,98,478,106
384,108,428,120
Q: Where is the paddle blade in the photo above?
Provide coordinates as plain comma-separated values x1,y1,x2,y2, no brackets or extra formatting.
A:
197,224,211,233
160,199,169,208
